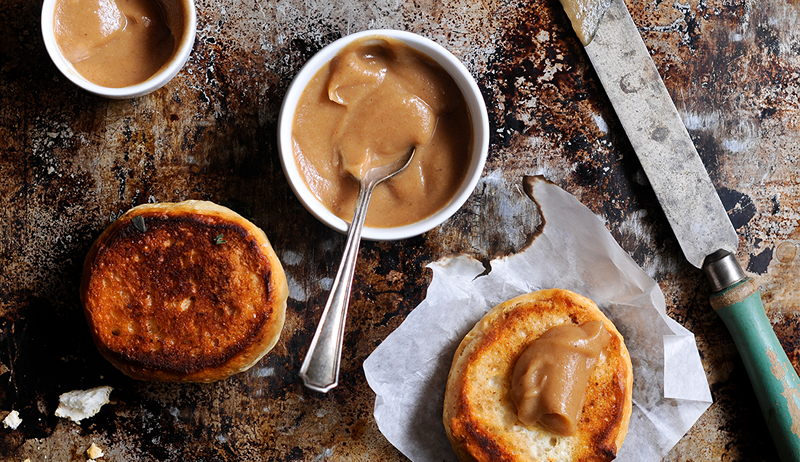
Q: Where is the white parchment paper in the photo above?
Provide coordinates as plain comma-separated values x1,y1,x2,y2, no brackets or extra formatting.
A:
363,177,712,462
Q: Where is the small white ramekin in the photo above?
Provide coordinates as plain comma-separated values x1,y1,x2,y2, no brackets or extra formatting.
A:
278,29,489,241
41,0,196,99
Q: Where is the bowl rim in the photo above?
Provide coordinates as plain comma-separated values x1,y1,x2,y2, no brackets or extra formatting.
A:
40,0,197,99
278,29,489,241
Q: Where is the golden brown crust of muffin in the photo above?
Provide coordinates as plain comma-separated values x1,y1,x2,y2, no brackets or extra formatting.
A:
443,289,633,462
80,201,289,382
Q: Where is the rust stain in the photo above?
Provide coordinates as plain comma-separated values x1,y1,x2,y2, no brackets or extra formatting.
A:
762,239,800,374
775,242,798,263
2,0,800,459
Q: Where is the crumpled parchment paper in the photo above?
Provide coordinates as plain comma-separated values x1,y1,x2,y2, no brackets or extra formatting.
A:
363,176,712,462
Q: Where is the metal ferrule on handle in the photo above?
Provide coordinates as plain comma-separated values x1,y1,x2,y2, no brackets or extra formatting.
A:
705,251,800,462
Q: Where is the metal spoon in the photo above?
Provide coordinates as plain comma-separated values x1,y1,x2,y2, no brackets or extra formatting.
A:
300,147,416,393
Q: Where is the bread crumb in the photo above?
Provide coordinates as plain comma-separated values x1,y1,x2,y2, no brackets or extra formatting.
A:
54,386,113,423
87,442,104,459
2,410,22,429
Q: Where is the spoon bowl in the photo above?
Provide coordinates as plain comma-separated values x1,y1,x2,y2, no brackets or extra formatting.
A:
299,147,416,392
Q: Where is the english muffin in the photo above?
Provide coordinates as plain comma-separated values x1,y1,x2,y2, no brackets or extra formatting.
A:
443,289,633,462
80,200,288,382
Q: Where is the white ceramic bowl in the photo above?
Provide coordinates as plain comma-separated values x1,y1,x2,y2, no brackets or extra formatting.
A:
41,0,196,99
278,29,489,241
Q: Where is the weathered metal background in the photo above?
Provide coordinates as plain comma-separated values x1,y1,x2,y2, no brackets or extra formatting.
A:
1,0,799,459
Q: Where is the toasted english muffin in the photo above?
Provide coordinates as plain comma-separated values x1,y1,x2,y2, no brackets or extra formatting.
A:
443,289,633,462
80,200,289,382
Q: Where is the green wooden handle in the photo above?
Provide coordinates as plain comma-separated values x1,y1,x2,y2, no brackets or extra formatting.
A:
712,278,800,462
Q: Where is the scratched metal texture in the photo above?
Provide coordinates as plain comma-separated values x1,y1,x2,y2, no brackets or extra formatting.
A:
1,0,798,460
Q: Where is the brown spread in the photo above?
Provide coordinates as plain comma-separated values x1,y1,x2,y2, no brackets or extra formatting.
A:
510,321,611,436
292,36,473,228
558,0,612,45
54,0,178,87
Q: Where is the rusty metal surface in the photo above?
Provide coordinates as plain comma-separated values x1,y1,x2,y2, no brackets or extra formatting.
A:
1,0,799,460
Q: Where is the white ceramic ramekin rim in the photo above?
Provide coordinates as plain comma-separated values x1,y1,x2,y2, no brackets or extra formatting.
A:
278,29,489,241
41,0,197,99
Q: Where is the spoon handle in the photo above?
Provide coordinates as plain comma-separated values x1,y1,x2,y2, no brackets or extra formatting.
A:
300,179,376,393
